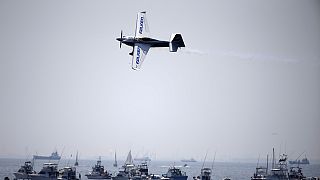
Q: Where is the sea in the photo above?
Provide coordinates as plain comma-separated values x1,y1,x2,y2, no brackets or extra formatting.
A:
0,158,319,180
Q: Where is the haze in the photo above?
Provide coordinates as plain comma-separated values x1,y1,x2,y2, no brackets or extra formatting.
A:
0,0,319,162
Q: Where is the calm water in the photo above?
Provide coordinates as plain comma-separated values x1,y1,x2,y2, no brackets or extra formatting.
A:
0,158,319,180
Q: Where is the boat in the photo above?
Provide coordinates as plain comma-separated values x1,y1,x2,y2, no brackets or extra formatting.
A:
58,167,78,180
112,150,135,180
197,168,212,180
133,157,151,162
251,167,268,180
251,148,291,180
29,163,59,180
180,158,196,163
33,151,61,160
194,152,214,180
288,167,305,180
251,154,269,180
289,158,310,165
162,167,188,180
13,161,36,179
131,162,149,180
268,152,289,180
85,157,111,179
74,152,79,166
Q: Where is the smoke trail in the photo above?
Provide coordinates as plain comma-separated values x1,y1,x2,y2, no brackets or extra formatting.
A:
220,51,299,63
180,48,208,56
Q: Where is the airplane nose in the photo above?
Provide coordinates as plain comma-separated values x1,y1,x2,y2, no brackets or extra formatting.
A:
116,38,121,41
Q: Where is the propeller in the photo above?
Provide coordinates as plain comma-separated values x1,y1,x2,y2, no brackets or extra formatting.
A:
120,30,123,48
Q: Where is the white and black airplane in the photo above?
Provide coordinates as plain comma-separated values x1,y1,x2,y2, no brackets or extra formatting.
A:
116,11,185,70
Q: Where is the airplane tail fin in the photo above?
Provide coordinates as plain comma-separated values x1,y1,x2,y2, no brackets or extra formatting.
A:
169,34,185,52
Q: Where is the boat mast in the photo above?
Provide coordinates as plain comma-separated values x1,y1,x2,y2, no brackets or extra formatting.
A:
202,150,208,169
266,154,268,175
272,148,275,169
211,151,216,172
114,151,118,167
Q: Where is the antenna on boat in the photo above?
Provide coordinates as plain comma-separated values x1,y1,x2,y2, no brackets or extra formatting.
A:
201,150,208,169
211,151,216,171
272,148,275,169
57,146,65,166
67,154,72,167
210,151,216,178
256,154,260,168
266,154,269,174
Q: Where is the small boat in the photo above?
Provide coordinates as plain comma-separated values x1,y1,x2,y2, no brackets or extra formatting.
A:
289,157,310,165
85,157,111,179
33,151,61,160
180,158,197,163
133,157,151,162
112,151,135,180
13,161,36,179
251,167,268,180
162,167,188,180
288,167,305,180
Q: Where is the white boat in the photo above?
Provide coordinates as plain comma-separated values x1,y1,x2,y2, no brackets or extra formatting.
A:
85,157,111,179
13,161,36,179
162,167,188,180
133,157,151,162
29,163,59,180
180,158,196,163
112,150,135,180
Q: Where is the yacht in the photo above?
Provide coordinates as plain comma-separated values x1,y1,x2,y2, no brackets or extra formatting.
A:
29,163,59,180
58,167,78,180
85,157,111,179
13,161,36,179
112,150,135,180
162,167,188,180
194,168,212,180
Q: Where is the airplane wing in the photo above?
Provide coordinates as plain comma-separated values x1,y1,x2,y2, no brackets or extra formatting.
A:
132,43,151,70
135,11,149,38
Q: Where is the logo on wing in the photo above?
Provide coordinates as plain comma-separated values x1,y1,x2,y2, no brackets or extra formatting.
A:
139,17,144,34
136,47,140,64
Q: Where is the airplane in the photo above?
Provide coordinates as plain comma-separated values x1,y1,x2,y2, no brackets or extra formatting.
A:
116,11,185,70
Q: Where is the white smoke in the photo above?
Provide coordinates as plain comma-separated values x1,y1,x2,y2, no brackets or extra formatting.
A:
180,48,208,56
180,47,300,63
220,51,299,63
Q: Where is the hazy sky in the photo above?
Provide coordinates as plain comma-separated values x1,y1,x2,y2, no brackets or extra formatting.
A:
0,0,319,162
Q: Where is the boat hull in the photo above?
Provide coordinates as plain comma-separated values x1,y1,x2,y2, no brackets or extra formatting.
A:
33,155,61,160
14,172,32,179
86,175,111,179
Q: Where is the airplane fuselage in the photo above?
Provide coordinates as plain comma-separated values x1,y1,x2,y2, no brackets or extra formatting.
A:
116,36,169,48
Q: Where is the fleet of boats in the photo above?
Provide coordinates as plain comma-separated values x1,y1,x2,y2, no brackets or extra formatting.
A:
10,149,318,180
250,148,312,180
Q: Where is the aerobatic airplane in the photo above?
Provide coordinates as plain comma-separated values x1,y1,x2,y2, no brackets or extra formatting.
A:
116,11,185,70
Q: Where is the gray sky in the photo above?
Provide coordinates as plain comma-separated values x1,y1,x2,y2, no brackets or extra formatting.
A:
0,0,319,162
